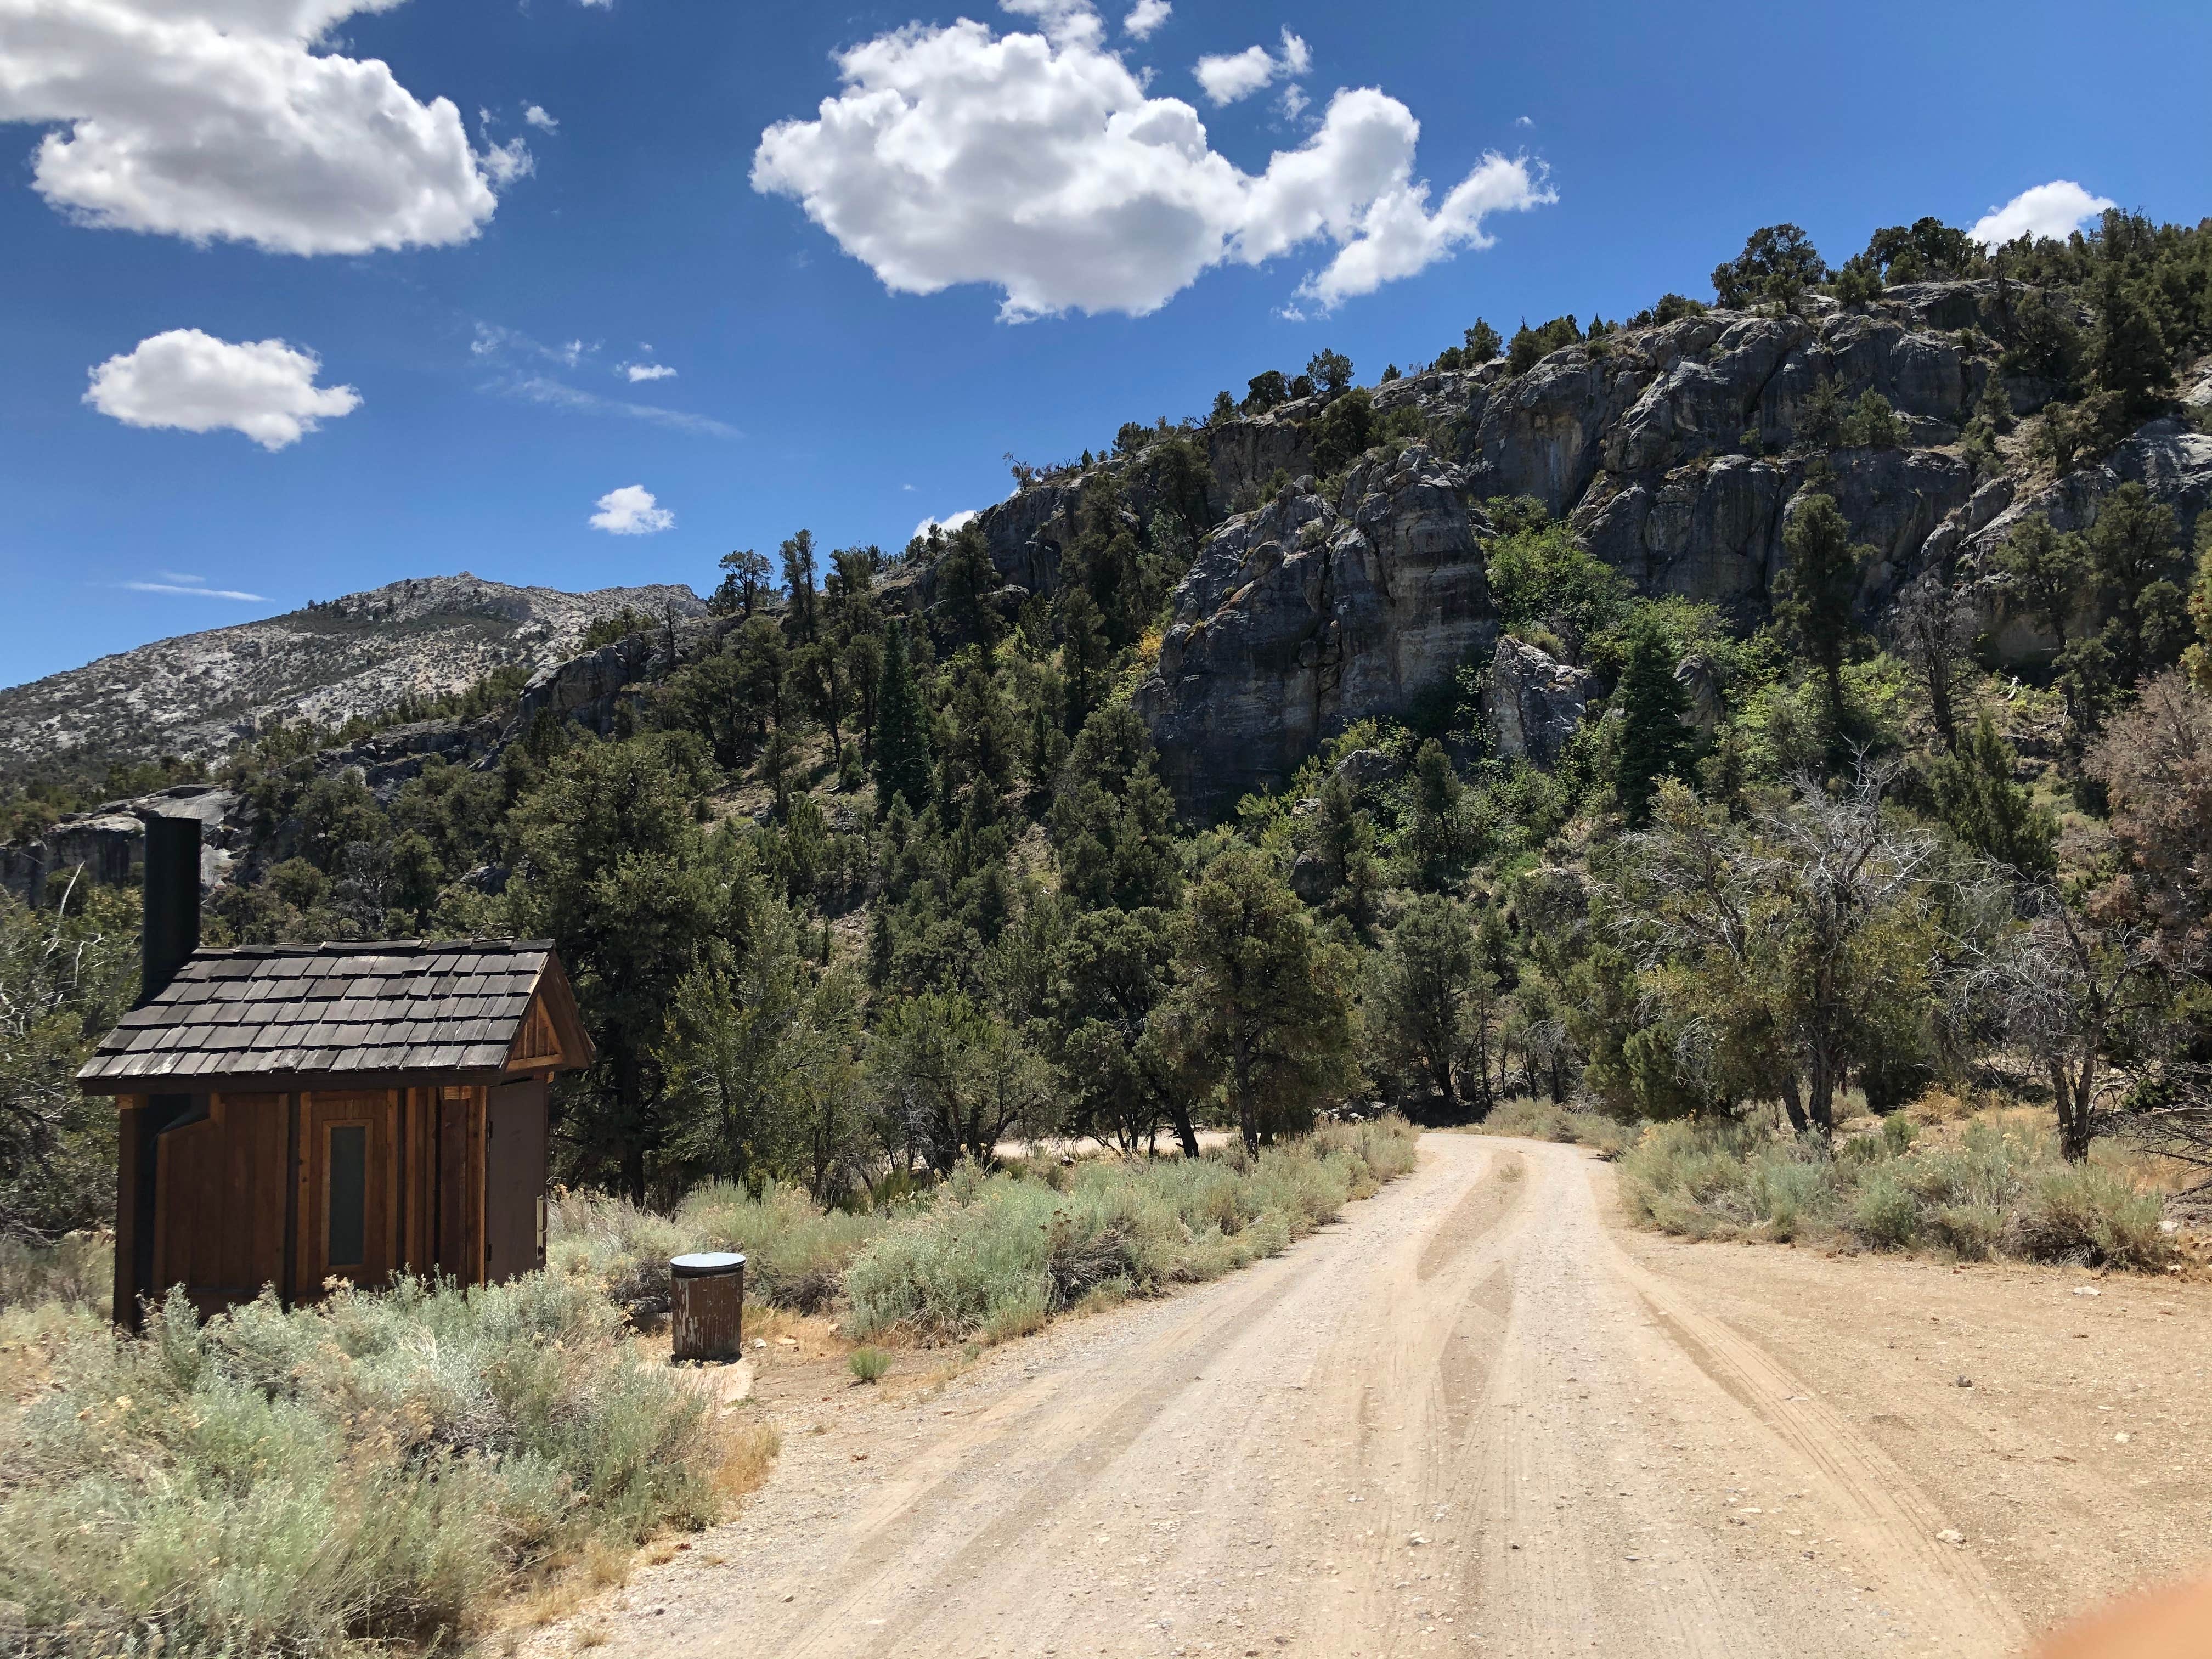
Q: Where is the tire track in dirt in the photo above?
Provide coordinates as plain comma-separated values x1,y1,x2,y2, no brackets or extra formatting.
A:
533,1136,2040,1659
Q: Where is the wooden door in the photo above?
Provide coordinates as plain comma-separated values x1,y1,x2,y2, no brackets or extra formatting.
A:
296,1091,398,1297
485,1079,549,1283
436,1086,484,1285
149,1092,287,1317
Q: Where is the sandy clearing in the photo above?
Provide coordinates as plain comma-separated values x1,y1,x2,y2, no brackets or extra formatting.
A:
529,1135,2212,1658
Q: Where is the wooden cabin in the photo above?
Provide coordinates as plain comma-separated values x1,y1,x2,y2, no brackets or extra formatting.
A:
78,929,592,1327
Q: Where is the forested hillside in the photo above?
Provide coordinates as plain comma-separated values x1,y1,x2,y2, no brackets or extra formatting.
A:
7,206,2212,1239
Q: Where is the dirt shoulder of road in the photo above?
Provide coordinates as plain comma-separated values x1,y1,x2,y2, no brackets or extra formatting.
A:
1606,1181,2212,1635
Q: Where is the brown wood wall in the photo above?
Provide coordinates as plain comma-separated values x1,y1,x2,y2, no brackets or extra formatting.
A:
115,1080,522,1324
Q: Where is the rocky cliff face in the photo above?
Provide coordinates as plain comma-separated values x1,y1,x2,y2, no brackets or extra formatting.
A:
0,573,704,780
1039,283,2202,820
1133,445,1496,821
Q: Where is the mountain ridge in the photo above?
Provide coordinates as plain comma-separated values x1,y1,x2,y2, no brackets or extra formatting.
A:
0,573,704,780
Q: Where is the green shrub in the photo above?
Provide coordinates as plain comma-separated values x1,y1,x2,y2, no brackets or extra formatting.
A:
0,1274,724,1658
2008,1164,2174,1269
1620,1111,2174,1272
841,1118,1418,1341
848,1345,889,1384
1849,1171,1920,1249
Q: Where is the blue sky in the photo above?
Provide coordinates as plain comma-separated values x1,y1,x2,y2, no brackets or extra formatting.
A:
2,0,2208,688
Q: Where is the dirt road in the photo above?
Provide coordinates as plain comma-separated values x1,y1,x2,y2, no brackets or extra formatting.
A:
537,1136,2212,1658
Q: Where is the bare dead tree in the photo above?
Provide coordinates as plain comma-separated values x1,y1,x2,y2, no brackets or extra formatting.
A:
1959,888,2158,1160
1885,571,1979,752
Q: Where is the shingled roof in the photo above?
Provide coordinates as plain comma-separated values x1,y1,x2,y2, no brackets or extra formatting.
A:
77,938,589,1091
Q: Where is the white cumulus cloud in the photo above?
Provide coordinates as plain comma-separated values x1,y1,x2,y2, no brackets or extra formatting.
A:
0,0,523,254
913,509,980,541
1122,0,1169,38
85,329,362,450
623,363,677,382
1969,180,2118,249
524,104,560,131
752,16,1551,319
590,485,674,535
1194,28,1308,107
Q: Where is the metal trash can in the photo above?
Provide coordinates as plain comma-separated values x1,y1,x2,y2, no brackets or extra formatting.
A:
670,1251,746,1362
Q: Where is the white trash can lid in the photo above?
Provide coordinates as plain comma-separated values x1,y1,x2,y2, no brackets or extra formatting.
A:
670,1251,746,1276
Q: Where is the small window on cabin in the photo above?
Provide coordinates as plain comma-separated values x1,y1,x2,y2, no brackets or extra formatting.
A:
327,1124,368,1268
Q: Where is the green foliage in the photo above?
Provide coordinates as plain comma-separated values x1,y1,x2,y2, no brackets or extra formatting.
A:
1860,217,1983,283
1628,293,1708,328
873,620,934,813
1308,387,1375,476
507,733,754,1201
848,1345,890,1383
1483,504,1634,654
840,1118,1417,1340
1172,848,1358,1153
1775,494,1871,737
1613,610,1695,827
1620,1115,2174,1269
0,1274,733,1659
1505,315,1581,375
1711,223,1826,309
1366,894,1488,1113
1050,704,1183,912
1928,712,2057,876
1306,348,1353,394
711,546,772,617
0,883,136,1240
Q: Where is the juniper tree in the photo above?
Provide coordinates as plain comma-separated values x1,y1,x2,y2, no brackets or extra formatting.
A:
1775,493,1870,740
1613,611,1694,827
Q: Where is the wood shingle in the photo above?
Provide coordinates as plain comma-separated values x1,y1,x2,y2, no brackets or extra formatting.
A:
78,939,589,1090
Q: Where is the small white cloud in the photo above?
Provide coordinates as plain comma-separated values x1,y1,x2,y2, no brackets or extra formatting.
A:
901,483,917,492
1195,29,1308,106
1123,0,1170,38
86,330,362,450
119,579,267,601
524,104,560,132
1515,115,1533,128
0,0,514,255
623,363,678,382
998,0,1103,44
1969,180,2118,249
1278,83,1308,121
479,136,535,188
754,20,1548,319
913,509,980,540
591,485,675,535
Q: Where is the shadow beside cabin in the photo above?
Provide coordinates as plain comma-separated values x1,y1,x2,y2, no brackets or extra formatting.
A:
77,814,594,1328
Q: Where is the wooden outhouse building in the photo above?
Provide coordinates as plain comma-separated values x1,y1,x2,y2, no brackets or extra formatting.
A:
77,819,593,1326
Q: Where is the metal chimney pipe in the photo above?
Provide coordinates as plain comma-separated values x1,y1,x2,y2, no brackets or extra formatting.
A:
140,813,201,1006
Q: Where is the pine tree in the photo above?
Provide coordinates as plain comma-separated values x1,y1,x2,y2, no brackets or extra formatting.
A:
1614,612,1693,826
2091,267,2175,419
1776,493,1871,738
780,530,819,643
873,620,933,813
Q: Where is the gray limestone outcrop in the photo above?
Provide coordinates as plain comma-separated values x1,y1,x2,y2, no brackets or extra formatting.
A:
1134,447,1496,822
1484,639,1594,765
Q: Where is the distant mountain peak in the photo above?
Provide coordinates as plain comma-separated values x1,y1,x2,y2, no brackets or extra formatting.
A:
0,574,704,780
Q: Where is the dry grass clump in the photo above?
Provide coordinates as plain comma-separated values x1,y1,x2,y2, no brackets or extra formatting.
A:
842,1116,1419,1342
1477,1096,1635,1158
0,1233,111,1315
0,1272,733,1658
1619,1110,2179,1271
549,1178,882,1321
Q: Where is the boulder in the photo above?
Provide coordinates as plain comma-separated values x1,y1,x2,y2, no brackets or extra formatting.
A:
1331,747,1402,792
1483,638,1594,765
